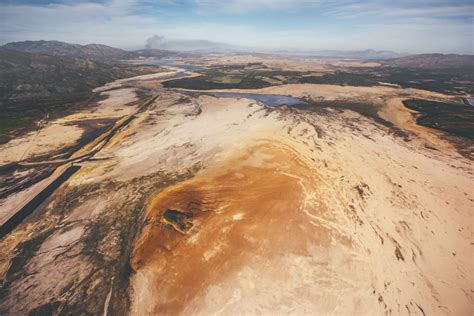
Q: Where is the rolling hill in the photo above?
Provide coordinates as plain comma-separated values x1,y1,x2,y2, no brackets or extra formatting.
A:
2,40,128,60
384,53,474,69
0,47,158,142
0,47,152,100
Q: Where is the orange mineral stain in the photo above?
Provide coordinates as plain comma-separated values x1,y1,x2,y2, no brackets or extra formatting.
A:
130,142,330,315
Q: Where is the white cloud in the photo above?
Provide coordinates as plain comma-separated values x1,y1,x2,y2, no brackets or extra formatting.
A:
0,0,472,53
0,0,159,48
323,2,474,19
193,0,328,12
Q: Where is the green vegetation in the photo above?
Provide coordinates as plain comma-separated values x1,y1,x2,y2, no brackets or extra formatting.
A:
163,73,271,90
378,67,474,95
302,67,474,94
163,62,474,96
300,71,376,86
403,99,474,139
0,48,151,100
163,63,304,90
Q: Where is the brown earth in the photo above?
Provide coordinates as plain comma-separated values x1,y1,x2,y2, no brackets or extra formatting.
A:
131,142,325,314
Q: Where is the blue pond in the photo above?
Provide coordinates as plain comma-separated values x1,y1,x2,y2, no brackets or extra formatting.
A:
147,59,203,71
181,91,308,107
209,92,309,107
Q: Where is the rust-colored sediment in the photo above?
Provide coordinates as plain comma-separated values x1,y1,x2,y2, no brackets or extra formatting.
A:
130,142,330,315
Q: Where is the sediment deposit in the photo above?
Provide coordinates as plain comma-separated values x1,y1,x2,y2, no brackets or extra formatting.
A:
0,62,472,315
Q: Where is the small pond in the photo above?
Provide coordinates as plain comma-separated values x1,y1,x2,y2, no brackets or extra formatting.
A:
180,91,309,107
210,92,308,107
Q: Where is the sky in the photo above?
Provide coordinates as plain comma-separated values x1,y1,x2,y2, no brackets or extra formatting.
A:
0,0,473,53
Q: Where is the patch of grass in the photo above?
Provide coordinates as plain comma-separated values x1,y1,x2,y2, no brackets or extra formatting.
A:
300,71,377,86
300,67,474,95
403,99,474,139
162,68,304,90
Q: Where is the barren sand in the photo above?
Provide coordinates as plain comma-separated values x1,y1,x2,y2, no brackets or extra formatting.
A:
0,68,472,315
61,88,138,121
131,142,318,315
179,83,460,152
123,92,473,315
0,87,139,166
0,123,84,165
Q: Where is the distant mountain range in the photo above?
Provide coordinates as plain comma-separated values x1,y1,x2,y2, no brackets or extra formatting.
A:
272,49,407,59
0,40,403,59
2,40,128,60
2,40,473,68
2,40,195,60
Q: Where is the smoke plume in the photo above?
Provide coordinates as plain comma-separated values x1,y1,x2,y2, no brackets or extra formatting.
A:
145,35,165,49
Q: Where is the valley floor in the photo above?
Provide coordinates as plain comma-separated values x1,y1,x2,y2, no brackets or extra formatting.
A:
0,63,472,315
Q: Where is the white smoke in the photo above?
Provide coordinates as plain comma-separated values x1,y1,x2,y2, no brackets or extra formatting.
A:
144,34,234,52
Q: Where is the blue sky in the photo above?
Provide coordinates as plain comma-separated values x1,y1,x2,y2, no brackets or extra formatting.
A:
0,0,473,53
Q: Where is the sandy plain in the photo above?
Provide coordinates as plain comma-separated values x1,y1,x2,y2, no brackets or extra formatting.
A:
0,57,472,315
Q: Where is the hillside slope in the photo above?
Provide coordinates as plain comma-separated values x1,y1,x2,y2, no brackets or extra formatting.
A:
2,40,128,60
0,47,159,143
385,53,474,69
0,47,149,100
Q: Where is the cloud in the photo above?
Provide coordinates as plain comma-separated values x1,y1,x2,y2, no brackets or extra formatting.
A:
0,0,472,53
193,0,474,20
196,0,416,15
0,0,159,48
323,1,474,19
193,0,326,12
